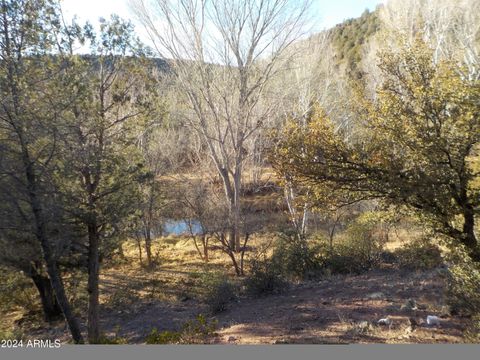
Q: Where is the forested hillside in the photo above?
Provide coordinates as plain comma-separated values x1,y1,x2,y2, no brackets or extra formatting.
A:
329,9,381,78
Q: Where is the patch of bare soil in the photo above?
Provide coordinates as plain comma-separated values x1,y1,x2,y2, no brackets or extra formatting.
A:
212,268,468,344
16,266,469,344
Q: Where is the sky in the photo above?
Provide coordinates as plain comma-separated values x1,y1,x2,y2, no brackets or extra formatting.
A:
61,0,385,40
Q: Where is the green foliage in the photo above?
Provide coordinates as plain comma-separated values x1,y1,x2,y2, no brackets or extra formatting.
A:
96,325,128,344
97,335,128,344
145,328,182,344
330,9,380,78
443,247,480,342
0,271,37,312
145,315,217,344
179,314,217,343
272,39,480,261
265,217,386,278
64,270,88,311
270,231,323,279
394,238,443,270
314,213,385,275
105,287,139,308
319,248,376,275
341,213,384,264
464,315,480,343
244,256,289,296
0,328,25,341
445,248,480,316
200,273,237,314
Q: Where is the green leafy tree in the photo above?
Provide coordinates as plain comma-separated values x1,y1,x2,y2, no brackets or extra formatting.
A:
272,39,480,261
57,16,156,343
330,9,380,79
0,0,84,343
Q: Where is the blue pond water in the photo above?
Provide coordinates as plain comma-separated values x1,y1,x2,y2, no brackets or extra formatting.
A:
163,220,202,236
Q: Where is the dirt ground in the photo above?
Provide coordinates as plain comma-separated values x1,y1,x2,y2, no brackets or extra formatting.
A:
212,269,467,344
16,260,469,344
3,230,473,344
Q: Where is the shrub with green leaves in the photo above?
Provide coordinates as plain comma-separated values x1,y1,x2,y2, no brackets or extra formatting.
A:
316,213,385,274
97,335,128,344
393,238,443,270
105,286,139,308
0,271,37,312
145,314,217,344
269,213,386,277
443,246,480,342
319,251,370,275
270,231,323,279
96,326,128,344
464,315,480,343
145,328,182,344
341,213,384,265
201,273,237,314
0,328,25,341
445,247,480,316
244,257,288,296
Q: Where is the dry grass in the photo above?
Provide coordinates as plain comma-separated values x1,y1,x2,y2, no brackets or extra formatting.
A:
100,234,274,307
0,220,469,344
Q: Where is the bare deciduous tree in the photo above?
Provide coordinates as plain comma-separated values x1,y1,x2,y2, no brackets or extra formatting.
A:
130,0,312,251
377,0,480,79
271,32,352,239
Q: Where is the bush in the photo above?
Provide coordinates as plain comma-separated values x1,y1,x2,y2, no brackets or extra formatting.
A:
315,214,385,275
445,248,480,316
0,328,24,341
105,286,139,308
97,335,128,344
244,257,288,296
146,328,182,344
201,273,237,314
465,315,480,343
97,326,128,344
65,270,88,311
393,238,443,270
269,213,385,278
443,247,480,342
340,214,384,267
319,251,373,275
270,231,323,279
0,270,37,312
145,314,217,344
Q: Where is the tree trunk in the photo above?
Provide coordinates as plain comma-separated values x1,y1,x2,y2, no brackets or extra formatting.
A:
23,153,84,343
233,168,242,252
145,230,153,268
219,233,241,276
203,236,209,263
218,167,240,252
87,222,100,343
191,235,204,262
229,226,237,252
145,182,155,268
29,264,62,322
226,250,241,276
329,215,340,252
136,235,143,266
462,205,479,261
239,233,249,276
